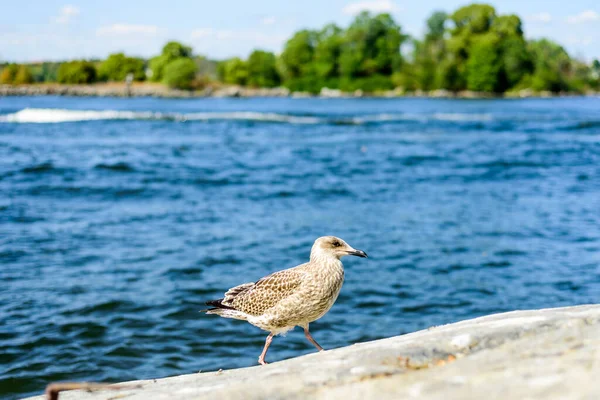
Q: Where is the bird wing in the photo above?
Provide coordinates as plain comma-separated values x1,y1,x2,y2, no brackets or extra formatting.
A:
225,266,307,316
223,282,255,302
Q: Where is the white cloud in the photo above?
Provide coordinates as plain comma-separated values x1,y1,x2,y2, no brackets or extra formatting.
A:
96,24,159,37
342,0,400,15
566,10,599,24
54,5,80,24
261,16,276,25
528,12,552,23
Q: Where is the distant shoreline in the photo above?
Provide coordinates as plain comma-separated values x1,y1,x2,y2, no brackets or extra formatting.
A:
1,83,598,99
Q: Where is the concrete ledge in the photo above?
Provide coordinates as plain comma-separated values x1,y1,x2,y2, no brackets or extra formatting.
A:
26,305,600,400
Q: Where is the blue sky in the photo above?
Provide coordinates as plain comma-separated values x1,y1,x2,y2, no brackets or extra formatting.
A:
1,0,599,62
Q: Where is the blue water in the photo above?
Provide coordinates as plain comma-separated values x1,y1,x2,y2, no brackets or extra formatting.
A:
1,96,599,399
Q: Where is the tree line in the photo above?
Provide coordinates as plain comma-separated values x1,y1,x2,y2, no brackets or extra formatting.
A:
1,3,599,93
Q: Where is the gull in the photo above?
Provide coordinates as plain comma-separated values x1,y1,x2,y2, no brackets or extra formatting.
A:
204,236,368,365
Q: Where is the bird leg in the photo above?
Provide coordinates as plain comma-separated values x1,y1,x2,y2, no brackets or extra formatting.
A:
258,333,274,365
304,325,324,352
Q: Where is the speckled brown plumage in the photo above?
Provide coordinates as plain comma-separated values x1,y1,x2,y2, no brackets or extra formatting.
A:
224,268,306,316
204,236,367,365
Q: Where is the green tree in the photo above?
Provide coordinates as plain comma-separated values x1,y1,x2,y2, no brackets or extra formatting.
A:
436,58,463,91
279,30,317,81
445,4,498,90
593,59,600,75
425,11,447,41
591,59,600,89
217,58,248,85
568,61,592,92
340,12,406,78
162,42,192,59
337,12,406,91
0,64,18,84
528,39,571,92
194,55,218,80
466,33,501,92
451,3,496,35
14,65,34,84
407,11,448,90
443,4,537,92
247,50,280,87
149,55,170,82
149,41,193,82
99,53,145,82
491,15,532,91
201,2,594,93
28,62,61,82
313,24,344,82
57,61,97,84
498,36,531,90
163,58,197,89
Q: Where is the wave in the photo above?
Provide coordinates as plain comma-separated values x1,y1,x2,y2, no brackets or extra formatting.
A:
0,108,322,124
563,120,600,131
432,112,493,122
21,162,57,173
0,107,496,125
0,108,157,123
94,162,136,172
349,112,493,124
186,111,322,124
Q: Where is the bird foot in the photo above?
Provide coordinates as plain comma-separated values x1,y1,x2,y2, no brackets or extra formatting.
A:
258,359,268,365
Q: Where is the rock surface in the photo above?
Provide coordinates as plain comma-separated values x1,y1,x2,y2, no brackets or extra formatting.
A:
26,305,600,400
2,84,597,99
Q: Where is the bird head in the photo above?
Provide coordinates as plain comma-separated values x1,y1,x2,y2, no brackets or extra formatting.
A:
311,236,368,260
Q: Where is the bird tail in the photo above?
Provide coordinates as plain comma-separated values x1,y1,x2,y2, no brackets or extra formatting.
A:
201,298,234,312
201,299,249,321
200,298,236,313
200,282,254,313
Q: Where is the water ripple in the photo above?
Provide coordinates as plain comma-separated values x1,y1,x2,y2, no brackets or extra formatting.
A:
1,96,600,399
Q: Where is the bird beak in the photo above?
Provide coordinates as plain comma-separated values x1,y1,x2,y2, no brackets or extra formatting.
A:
347,249,368,258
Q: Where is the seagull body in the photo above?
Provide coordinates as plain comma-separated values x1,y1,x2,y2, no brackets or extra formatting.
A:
204,236,367,365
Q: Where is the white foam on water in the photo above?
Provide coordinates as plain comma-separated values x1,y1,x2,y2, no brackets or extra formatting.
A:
433,112,493,122
351,113,493,124
352,113,427,124
184,112,322,124
0,108,494,124
0,108,325,124
0,108,161,123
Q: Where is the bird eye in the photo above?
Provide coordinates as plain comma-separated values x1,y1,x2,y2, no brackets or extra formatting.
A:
332,241,341,247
